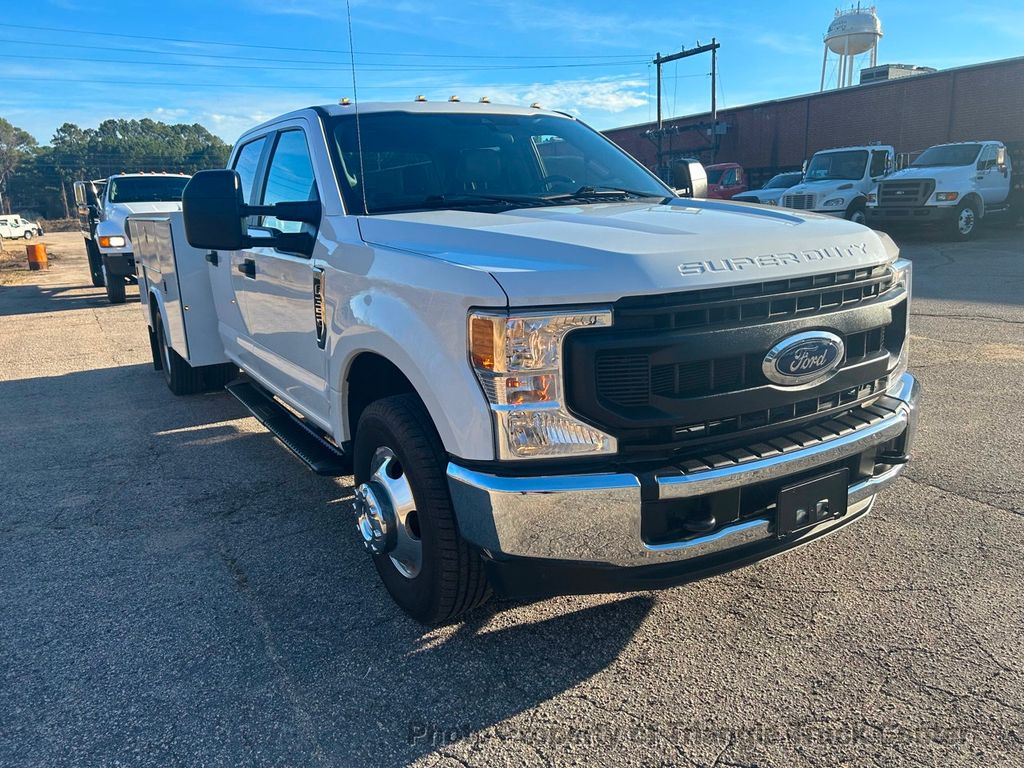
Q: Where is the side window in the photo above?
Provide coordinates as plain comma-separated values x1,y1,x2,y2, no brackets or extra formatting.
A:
722,169,737,186
869,150,889,178
232,136,267,205
977,146,997,171
260,130,320,234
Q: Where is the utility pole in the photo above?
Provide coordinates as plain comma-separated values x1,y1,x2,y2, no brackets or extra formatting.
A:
652,39,721,175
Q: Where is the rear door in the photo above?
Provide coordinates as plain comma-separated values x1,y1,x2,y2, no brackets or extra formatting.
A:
236,126,329,425
209,135,269,368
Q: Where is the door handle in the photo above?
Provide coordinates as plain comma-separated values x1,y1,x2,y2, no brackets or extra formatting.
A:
237,258,256,279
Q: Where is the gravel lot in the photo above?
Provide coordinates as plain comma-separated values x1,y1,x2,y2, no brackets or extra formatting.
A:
1,225,1022,767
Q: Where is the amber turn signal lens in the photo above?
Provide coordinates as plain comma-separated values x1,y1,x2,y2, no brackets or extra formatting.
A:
470,315,497,371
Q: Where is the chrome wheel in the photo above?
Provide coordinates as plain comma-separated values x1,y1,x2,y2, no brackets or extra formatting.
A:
354,446,422,578
849,208,867,225
957,206,976,235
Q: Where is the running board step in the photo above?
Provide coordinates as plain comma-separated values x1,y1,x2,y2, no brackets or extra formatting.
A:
226,380,350,476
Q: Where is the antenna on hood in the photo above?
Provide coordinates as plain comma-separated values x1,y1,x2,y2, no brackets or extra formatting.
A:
345,0,368,215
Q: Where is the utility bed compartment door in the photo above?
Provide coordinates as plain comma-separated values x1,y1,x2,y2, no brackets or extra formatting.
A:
129,213,229,368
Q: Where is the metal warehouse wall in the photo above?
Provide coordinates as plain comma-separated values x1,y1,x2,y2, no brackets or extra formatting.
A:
604,56,1024,174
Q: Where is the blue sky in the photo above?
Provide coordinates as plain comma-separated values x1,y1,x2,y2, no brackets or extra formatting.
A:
2,0,1022,145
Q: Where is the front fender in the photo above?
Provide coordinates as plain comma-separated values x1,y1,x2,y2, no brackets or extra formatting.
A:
95,219,130,254
324,241,508,461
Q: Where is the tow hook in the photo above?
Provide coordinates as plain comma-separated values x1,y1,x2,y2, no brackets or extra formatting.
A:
354,482,395,555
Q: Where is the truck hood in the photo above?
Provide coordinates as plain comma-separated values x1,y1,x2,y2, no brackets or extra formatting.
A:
105,201,183,230
881,165,971,187
734,188,788,204
357,199,894,305
782,178,863,197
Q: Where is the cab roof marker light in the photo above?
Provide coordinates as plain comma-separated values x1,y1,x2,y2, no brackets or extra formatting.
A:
415,94,427,102
479,96,490,103
449,95,460,102
339,97,352,106
530,102,541,109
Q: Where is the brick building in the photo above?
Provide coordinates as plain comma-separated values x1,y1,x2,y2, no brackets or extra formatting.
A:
604,56,1024,186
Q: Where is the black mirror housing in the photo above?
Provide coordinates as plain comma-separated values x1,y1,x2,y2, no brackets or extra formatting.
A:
183,169,247,251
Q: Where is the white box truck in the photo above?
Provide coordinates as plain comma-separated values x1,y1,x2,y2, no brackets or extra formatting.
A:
134,100,920,624
866,141,1020,239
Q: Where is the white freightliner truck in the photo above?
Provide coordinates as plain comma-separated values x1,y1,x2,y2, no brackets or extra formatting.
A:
74,172,190,303
780,144,895,224
866,141,1020,239
130,101,920,624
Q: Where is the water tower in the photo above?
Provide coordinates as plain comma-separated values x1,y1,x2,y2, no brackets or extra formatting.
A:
820,5,883,90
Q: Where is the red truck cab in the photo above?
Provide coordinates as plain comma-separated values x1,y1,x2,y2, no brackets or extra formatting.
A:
705,162,748,199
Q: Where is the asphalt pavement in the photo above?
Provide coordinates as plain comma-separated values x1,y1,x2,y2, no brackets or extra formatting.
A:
1,226,1022,767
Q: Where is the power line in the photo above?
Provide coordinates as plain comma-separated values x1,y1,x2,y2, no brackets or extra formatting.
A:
0,22,647,59
4,75,648,92
0,36,644,67
0,51,648,73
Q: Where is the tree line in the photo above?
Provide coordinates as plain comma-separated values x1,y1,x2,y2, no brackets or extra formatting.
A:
0,117,231,219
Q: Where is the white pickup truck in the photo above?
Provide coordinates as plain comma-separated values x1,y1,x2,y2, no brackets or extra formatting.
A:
74,172,190,303
131,101,920,624
780,144,895,224
866,141,1019,239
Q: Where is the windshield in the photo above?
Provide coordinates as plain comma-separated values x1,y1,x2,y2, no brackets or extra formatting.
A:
764,172,802,189
912,144,982,167
328,111,670,215
706,168,726,185
805,150,868,181
107,176,189,203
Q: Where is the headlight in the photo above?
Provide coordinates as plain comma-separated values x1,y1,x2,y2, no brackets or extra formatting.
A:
99,235,126,248
890,258,912,382
935,191,958,202
469,309,616,459
823,198,845,207
866,191,877,205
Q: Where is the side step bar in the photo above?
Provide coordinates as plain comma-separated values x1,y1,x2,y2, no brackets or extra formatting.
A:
226,380,350,476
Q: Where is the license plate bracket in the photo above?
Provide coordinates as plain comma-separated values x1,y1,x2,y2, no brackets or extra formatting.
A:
776,468,850,537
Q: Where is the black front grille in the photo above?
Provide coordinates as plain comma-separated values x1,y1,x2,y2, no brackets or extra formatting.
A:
564,267,907,460
878,179,935,207
597,325,888,406
612,264,892,333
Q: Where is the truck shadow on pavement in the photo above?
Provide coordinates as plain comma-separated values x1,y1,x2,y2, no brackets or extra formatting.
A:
0,282,137,316
0,362,655,767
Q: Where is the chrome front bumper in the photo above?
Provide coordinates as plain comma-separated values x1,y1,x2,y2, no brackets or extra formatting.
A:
447,373,920,568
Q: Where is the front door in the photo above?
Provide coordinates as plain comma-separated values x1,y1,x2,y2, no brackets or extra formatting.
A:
976,145,1009,206
209,135,268,372
237,128,329,426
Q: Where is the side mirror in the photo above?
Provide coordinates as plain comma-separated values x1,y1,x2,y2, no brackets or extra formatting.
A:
183,169,322,255
183,169,248,250
996,147,1008,172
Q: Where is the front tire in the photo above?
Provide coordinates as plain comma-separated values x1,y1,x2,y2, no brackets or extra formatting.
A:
353,394,490,624
104,267,126,304
23,230,33,241
951,200,979,240
846,200,867,225
87,240,105,287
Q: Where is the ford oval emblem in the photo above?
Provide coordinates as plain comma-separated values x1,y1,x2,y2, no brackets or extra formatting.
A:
762,331,845,386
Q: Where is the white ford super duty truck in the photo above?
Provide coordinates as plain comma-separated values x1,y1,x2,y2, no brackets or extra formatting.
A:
130,101,920,624
866,141,1021,240
74,172,190,303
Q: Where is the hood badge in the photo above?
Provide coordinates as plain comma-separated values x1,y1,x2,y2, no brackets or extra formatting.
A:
678,243,870,277
763,331,845,387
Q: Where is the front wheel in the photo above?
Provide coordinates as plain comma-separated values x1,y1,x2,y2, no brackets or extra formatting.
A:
23,230,33,241
103,265,126,304
951,200,979,240
353,394,490,624
846,201,867,225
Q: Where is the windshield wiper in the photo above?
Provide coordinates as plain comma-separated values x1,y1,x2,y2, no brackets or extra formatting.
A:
545,185,667,202
369,193,557,214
